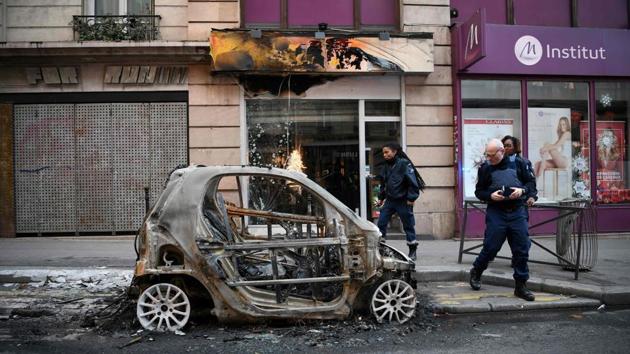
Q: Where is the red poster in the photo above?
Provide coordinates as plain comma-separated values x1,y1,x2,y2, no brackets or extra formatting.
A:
580,121,627,203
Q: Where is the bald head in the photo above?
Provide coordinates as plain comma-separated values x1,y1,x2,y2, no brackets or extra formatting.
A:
487,138,504,151
485,138,505,165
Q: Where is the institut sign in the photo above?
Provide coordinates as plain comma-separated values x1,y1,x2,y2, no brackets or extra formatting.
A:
457,21,630,76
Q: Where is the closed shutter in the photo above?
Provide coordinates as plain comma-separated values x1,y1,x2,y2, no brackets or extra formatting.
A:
14,102,187,234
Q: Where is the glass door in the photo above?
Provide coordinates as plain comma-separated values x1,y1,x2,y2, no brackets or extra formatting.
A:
364,121,401,221
358,100,402,222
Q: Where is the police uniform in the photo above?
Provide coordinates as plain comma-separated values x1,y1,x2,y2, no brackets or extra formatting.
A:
377,156,420,250
470,154,538,300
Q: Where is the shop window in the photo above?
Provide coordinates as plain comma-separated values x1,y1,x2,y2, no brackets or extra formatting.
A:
246,100,360,212
578,0,629,29
527,81,589,202
461,80,522,200
243,0,397,29
595,82,630,204
514,0,571,27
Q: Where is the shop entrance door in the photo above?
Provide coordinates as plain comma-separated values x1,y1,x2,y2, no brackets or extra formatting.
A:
358,101,402,224
361,121,402,222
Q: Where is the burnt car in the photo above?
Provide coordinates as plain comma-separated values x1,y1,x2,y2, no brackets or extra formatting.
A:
131,165,416,332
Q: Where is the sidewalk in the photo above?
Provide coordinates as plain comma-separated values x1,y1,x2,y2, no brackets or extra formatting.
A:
390,236,630,312
1,235,629,314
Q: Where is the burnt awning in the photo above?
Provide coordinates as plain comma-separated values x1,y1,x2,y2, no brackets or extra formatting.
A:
210,29,434,74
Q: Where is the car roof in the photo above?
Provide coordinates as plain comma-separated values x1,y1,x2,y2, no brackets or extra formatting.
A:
161,165,377,232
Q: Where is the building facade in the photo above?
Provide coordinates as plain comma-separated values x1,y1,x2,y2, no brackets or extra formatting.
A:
0,1,456,239
450,0,630,235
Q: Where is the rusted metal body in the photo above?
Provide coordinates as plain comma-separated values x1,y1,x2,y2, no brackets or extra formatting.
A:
0,104,15,237
132,165,415,324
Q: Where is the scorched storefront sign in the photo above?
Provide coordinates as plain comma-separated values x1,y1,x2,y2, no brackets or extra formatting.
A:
209,29,434,74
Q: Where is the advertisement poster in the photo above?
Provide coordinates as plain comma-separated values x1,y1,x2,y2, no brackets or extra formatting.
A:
527,108,572,201
462,119,513,199
580,121,628,203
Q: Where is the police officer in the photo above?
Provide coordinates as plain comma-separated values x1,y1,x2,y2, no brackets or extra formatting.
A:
469,139,538,301
375,143,424,260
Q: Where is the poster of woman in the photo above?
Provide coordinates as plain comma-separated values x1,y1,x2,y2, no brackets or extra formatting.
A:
528,108,573,201
580,120,627,203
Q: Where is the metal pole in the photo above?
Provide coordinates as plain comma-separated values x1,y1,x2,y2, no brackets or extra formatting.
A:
575,209,583,280
306,194,312,238
458,201,469,264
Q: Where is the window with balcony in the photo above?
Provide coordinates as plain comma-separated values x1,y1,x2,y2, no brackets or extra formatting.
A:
242,0,398,30
86,0,152,16
73,0,159,41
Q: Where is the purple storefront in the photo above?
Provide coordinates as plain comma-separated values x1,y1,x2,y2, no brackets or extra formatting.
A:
450,1,630,236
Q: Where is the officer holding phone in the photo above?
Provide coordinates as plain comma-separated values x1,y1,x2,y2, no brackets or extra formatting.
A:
469,139,538,301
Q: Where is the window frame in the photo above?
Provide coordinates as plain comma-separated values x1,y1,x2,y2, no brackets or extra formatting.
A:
84,0,154,16
459,79,523,201
456,76,630,206
240,0,400,31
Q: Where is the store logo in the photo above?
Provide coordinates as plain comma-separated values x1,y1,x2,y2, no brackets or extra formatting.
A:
514,35,543,66
465,23,479,57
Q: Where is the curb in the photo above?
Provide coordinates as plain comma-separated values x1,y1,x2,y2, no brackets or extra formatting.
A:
1,266,628,310
0,267,132,284
413,265,630,307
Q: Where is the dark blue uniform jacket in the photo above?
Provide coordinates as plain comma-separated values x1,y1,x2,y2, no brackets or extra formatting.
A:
475,155,538,208
378,156,420,202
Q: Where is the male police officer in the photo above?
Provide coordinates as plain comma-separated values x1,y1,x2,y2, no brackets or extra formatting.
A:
469,139,538,301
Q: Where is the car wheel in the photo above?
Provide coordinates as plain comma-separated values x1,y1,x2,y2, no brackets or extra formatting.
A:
370,279,416,324
137,283,191,332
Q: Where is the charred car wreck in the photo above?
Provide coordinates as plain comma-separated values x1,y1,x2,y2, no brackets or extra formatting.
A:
131,166,417,332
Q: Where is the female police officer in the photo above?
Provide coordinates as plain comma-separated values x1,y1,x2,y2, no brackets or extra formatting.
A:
375,143,425,261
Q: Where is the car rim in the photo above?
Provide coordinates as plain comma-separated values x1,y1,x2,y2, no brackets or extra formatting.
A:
371,279,416,324
137,283,190,332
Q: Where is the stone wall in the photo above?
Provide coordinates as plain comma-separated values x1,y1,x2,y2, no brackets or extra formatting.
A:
403,0,456,239
2,0,192,42
187,64,241,202
4,0,80,42
156,0,188,40
187,0,239,41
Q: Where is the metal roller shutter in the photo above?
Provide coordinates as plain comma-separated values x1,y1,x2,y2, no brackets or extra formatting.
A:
14,101,187,235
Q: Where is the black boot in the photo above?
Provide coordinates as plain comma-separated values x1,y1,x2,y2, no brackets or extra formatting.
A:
514,279,535,301
469,267,482,291
407,243,418,261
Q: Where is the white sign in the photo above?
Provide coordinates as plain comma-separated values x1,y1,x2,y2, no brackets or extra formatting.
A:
463,119,514,199
514,35,607,66
514,35,543,66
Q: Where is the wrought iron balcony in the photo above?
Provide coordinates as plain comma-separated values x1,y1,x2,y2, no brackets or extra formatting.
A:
71,15,161,41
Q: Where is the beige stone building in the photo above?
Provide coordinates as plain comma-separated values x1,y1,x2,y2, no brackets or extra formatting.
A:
0,0,455,239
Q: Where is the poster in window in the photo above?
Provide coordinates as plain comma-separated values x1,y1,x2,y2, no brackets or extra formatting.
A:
528,108,572,201
462,119,513,199
580,121,627,203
